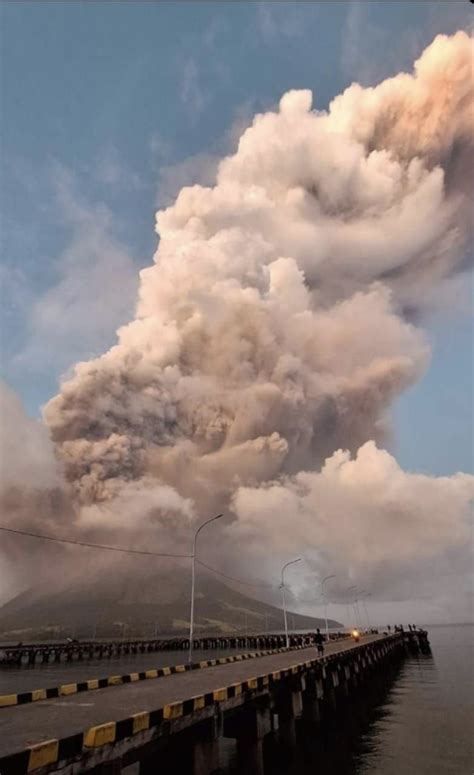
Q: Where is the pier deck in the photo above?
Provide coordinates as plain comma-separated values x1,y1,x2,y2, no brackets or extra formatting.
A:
0,631,430,775
0,634,383,757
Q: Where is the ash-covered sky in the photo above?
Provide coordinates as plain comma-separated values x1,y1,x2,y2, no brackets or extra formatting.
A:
0,2,472,625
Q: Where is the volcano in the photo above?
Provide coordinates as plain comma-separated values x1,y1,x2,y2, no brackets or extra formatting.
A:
0,566,341,641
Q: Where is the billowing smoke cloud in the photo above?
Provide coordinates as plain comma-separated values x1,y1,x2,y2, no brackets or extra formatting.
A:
3,32,473,608
0,380,72,601
0,381,61,492
230,441,473,599
0,379,192,602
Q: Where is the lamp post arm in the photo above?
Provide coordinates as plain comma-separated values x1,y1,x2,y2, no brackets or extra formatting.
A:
321,574,336,590
193,514,223,556
281,558,302,587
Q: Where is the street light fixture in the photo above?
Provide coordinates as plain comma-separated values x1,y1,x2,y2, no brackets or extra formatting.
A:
321,574,336,643
280,558,302,648
188,514,223,664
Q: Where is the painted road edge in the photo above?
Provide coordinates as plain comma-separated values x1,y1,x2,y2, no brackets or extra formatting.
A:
0,644,316,709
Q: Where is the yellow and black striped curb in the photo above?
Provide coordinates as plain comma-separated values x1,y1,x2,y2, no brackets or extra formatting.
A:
0,644,311,709
0,637,401,775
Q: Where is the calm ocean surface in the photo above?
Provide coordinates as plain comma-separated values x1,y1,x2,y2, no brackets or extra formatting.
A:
347,623,474,775
280,623,473,775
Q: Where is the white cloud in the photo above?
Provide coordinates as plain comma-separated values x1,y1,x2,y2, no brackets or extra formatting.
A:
341,1,471,86
154,102,253,207
93,146,144,191
203,16,227,51
156,151,219,207
256,2,315,46
150,132,173,165
0,379,60,491
14,165,139,378
230,441,473,601
180,57,208,119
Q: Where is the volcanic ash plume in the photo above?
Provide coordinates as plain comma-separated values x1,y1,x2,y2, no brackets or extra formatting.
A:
231,442,474,599
38,32,474,592
0,381,73,599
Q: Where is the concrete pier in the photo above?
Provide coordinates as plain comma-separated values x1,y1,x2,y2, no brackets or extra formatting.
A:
0,632,430,775
0,632,352,667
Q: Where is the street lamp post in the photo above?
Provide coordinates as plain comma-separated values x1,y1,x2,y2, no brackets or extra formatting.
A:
352,588,361,628
352,587,363,629
346,601,352,624
321,574,336,644
346,585,357,630
360,591,371,630
188,514,223,664
356,598,362,627
280,559,302,648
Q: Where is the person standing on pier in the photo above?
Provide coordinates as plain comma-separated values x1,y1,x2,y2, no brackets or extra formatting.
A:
314,628,325,656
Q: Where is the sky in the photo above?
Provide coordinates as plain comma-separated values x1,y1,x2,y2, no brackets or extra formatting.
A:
0,2,472,625
1,0,471,477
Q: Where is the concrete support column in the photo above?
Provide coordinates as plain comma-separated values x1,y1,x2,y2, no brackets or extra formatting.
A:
237,735,264,775
279,712,297,748
301,673,321,723
225,703,271,775
193,737,220,775
353,658,360,685
343,662,353,692
338,664,349,697
321,665,337,712
192,718,221,775
275,684,303,749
